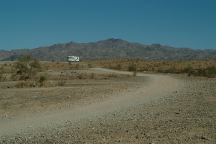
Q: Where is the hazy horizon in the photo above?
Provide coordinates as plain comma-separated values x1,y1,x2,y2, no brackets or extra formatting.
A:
0,0,216,50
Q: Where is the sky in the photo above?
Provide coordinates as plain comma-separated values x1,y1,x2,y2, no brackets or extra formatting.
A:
0,0,215,50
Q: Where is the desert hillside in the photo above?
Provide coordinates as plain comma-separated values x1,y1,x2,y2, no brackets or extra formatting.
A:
1,38,216,61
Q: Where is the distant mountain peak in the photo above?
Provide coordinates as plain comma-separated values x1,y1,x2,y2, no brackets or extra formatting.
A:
107,38,124,42
98,38,128,43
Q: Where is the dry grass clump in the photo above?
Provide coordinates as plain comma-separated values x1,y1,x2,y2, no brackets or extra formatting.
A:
127,63,137,76
38,75,47,87
57,72,66,86
0,60,125,88
10,55,50,88
0,55,49,88
12,55,42,80
0,63,14,81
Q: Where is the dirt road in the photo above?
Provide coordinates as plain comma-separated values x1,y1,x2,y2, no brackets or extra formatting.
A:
1,69,216,143
0,69,181,135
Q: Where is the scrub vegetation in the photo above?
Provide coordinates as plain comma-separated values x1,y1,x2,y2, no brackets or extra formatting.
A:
91,59,216,78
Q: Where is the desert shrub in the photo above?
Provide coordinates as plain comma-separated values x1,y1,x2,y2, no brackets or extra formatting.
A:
88,63,93,68
58,79,66,86
93,59,216,78
205,66,216,78
75,64,80,69
196,66,216,78
128,63,137,76
30,59,41,70
77,73,85,79
0,66,7,81
38,75,47,87
128,63,137,72
113,64,122,70
0,66,3,81
184,66,216,78
90,73,95,79
183,65,193,76
15,81,37,88
164,67,178,73
57,72,66,86
13,55,42,80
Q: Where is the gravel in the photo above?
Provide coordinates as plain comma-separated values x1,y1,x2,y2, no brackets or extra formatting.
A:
0,76,216,144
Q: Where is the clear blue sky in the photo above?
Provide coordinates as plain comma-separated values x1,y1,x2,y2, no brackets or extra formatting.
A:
0,0,215,50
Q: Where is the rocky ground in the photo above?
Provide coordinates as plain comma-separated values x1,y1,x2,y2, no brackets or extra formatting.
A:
0,74,216,144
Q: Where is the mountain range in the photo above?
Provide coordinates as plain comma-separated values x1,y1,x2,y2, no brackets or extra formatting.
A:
1,38,216,61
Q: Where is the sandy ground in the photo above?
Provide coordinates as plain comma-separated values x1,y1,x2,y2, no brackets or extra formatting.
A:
0,69,216,143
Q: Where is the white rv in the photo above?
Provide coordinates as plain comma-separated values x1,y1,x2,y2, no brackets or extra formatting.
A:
67,56,80,62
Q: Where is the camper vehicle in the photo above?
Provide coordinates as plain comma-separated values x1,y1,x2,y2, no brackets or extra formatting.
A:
67,56,80,62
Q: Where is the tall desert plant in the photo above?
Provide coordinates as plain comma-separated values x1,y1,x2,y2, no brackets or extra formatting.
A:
14,55,42,80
